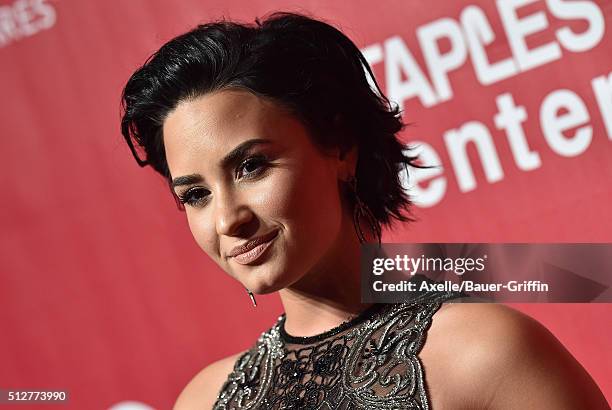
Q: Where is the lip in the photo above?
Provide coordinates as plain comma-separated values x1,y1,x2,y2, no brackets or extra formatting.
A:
227,229,278,258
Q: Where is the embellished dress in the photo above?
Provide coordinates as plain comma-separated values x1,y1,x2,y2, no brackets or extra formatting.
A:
213,290,463,409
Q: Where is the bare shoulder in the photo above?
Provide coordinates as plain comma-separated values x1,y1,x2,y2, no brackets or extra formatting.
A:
421,301,610,410
173,351,245,410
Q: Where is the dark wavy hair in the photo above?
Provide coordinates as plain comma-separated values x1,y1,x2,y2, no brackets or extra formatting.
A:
120,11,423,232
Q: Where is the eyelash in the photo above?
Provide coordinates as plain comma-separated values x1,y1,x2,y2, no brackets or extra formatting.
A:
177,155,270,207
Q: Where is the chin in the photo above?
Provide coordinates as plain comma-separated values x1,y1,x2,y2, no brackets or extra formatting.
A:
238,259,305,295
227,234,313,295
246,268,297,295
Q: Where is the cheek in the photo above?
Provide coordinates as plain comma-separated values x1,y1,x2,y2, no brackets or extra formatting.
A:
184,212,232,272
273,160,344,252
186,216,210,254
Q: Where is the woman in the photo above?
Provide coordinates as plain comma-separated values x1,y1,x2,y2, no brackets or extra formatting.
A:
120,11,609,410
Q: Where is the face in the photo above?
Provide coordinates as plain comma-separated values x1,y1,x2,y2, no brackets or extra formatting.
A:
163,89,352,294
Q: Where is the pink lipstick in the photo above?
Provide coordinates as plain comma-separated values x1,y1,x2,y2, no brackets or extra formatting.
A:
229,230,279,265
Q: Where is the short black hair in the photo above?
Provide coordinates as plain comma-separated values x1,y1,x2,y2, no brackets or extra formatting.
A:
120,11,422,233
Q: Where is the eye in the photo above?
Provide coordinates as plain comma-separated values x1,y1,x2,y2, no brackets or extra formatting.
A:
177,156,269,208
236,155,269,179
177,187,210,207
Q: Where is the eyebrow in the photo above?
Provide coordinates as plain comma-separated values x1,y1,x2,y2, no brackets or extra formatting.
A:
171,138,273,190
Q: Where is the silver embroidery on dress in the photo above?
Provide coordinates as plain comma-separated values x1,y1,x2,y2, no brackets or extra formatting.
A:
213,290,463,409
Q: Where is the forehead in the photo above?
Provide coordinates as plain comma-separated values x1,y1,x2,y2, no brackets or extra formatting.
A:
162,89,294,175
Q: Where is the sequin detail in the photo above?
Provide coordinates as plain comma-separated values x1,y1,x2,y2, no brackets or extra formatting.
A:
214,290,463,409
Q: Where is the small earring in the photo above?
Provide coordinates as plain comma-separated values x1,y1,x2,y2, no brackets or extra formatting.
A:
347,175,381,247
245,287,257,307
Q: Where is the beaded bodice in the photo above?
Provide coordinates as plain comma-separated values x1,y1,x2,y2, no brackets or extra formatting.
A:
213,290,463,410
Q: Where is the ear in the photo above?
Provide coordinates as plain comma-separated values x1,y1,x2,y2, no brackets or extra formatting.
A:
332,113,358,181
337,143,358,182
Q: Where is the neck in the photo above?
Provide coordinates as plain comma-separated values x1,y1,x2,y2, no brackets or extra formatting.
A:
278,210,374,337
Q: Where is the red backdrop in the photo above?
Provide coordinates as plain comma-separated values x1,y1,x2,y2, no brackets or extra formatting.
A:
1,0,610,408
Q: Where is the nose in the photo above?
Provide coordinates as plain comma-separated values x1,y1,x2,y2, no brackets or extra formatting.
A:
213,188,253,237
